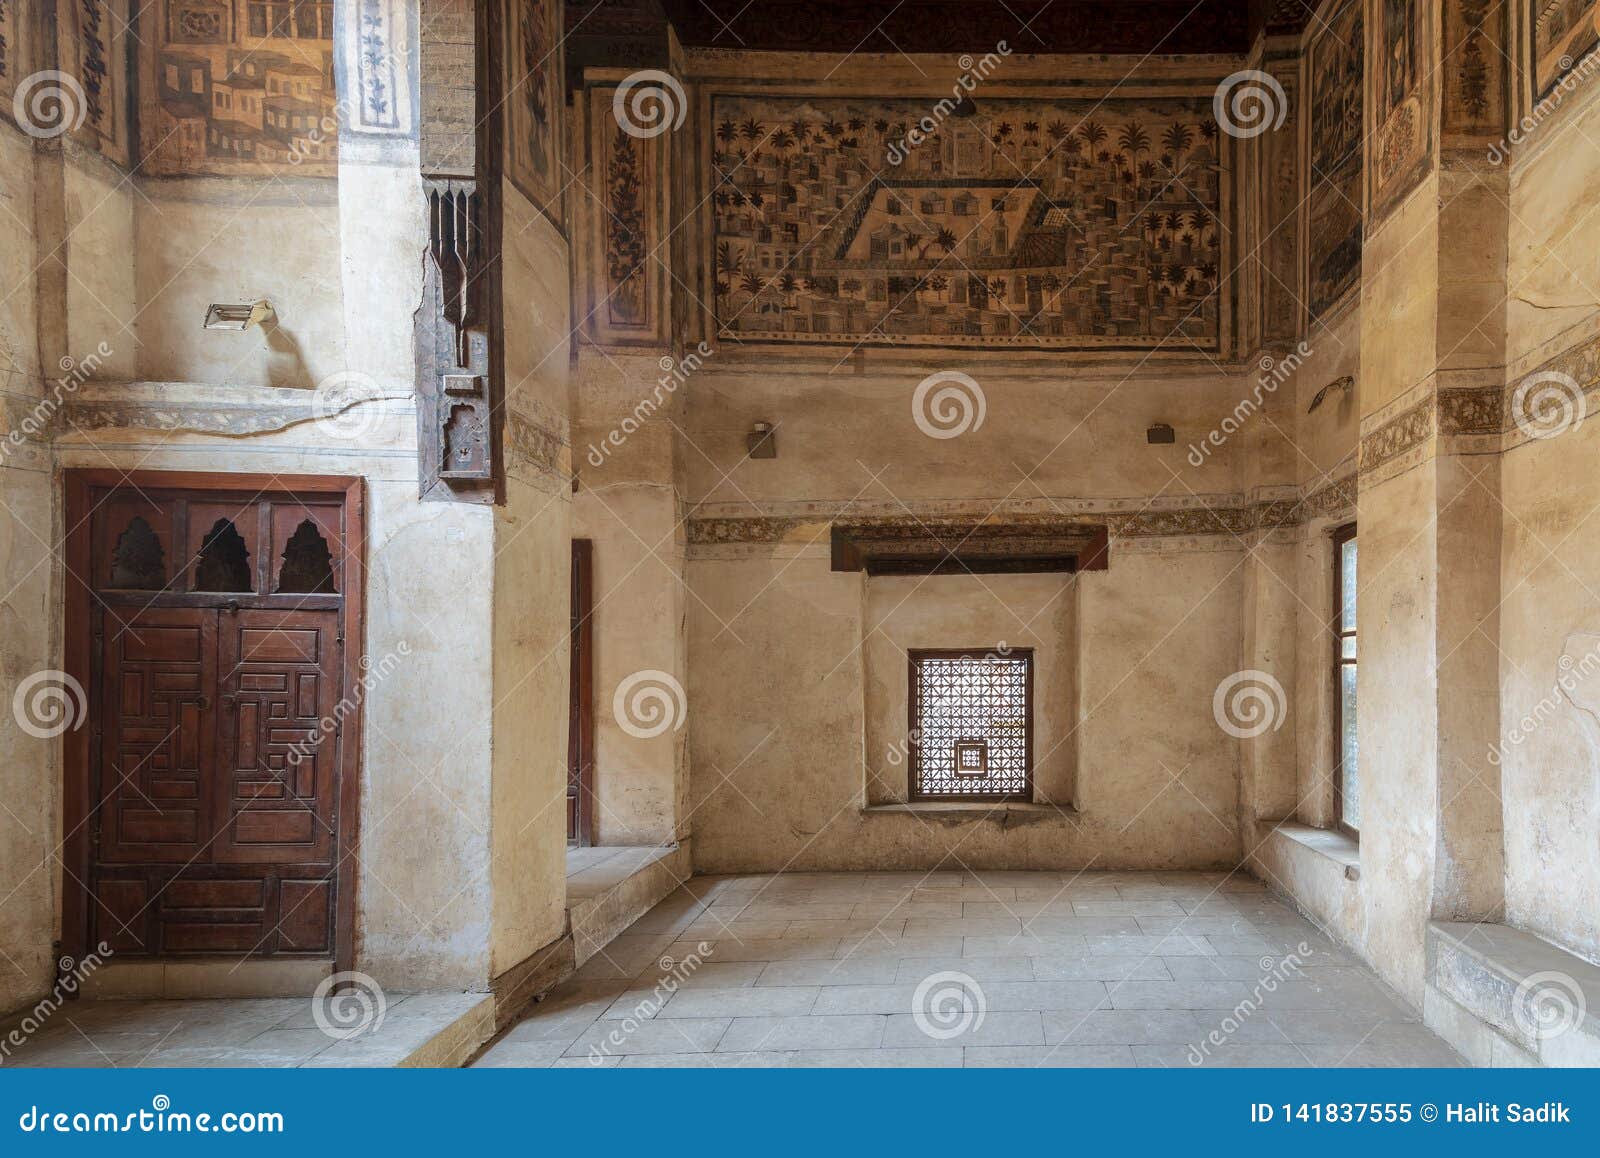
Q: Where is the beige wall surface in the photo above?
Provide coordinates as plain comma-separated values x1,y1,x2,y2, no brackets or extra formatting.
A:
489,183,574,978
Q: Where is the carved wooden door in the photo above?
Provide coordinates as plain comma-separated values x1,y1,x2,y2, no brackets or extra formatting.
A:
69,476,361,965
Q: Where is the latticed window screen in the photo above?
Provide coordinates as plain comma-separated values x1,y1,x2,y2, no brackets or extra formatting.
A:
909,649,1033,799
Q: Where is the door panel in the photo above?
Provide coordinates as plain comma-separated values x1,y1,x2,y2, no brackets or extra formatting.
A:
214,609,339,865
96,606,217,865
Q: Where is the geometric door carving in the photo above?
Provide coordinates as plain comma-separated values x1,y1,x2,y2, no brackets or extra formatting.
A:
65,473,362,967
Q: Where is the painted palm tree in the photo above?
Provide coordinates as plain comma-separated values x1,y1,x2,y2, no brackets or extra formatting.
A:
822,118,844,139
716,241,743,278
1046,119,1069,142
741,117,763,144
717,120,738,147
848,117,865,133
1163,122,1193,159
1118,122,1150,158
790,119,810,144
1080,120,1108,156
739,271,764,296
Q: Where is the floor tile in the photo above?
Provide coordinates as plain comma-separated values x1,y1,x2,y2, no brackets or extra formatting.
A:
718,1015,885,1052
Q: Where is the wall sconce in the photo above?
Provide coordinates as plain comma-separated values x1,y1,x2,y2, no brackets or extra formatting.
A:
203,301,274,331
1146,422,1175,445
747,421,777,459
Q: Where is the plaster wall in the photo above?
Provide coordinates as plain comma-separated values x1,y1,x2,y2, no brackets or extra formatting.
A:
571,350,689,847
1492,70,1600,966
0,125,63,1016
133,180,345,390
682,357,1252,873
488,185,574,975
62,151,138,380
862,573,1076,807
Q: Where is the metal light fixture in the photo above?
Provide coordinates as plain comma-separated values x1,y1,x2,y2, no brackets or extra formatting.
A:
1308,375,1354,414
203,300,274,331
747,421,777,458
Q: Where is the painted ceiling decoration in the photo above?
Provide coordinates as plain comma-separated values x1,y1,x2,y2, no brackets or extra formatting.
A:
709,94,1224,351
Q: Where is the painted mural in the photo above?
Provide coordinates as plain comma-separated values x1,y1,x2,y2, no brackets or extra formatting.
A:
1444,1,1507,134
581,85,663,344
504,0,563,221
333,0,415,140
138,0,338,176
61,0,133,166
0,0,33,119
1369,0,1433,220
1306,0,1363,319
710,96,1224,350
1531,0,1600,98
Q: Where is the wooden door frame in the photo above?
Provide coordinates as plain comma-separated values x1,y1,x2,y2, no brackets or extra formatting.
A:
62,469,366,975
568,539,596,847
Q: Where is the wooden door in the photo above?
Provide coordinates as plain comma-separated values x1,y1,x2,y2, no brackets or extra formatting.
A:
567,539,595,846
64,472,363,968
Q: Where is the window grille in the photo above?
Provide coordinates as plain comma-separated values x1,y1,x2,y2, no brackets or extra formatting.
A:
908,649,1033,800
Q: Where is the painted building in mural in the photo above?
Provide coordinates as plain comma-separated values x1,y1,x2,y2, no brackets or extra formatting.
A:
145,0,338,175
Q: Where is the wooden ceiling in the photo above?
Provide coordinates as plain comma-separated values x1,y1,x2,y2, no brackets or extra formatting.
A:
562,1,1310,88
657,0,1253,56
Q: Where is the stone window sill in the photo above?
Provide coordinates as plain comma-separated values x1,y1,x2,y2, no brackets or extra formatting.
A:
1272,822,1360,881
862,801,1075,819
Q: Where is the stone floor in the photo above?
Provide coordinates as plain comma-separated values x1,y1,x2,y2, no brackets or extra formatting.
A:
0,992,491,1068
474,870,1464,1068
567,844,679,905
